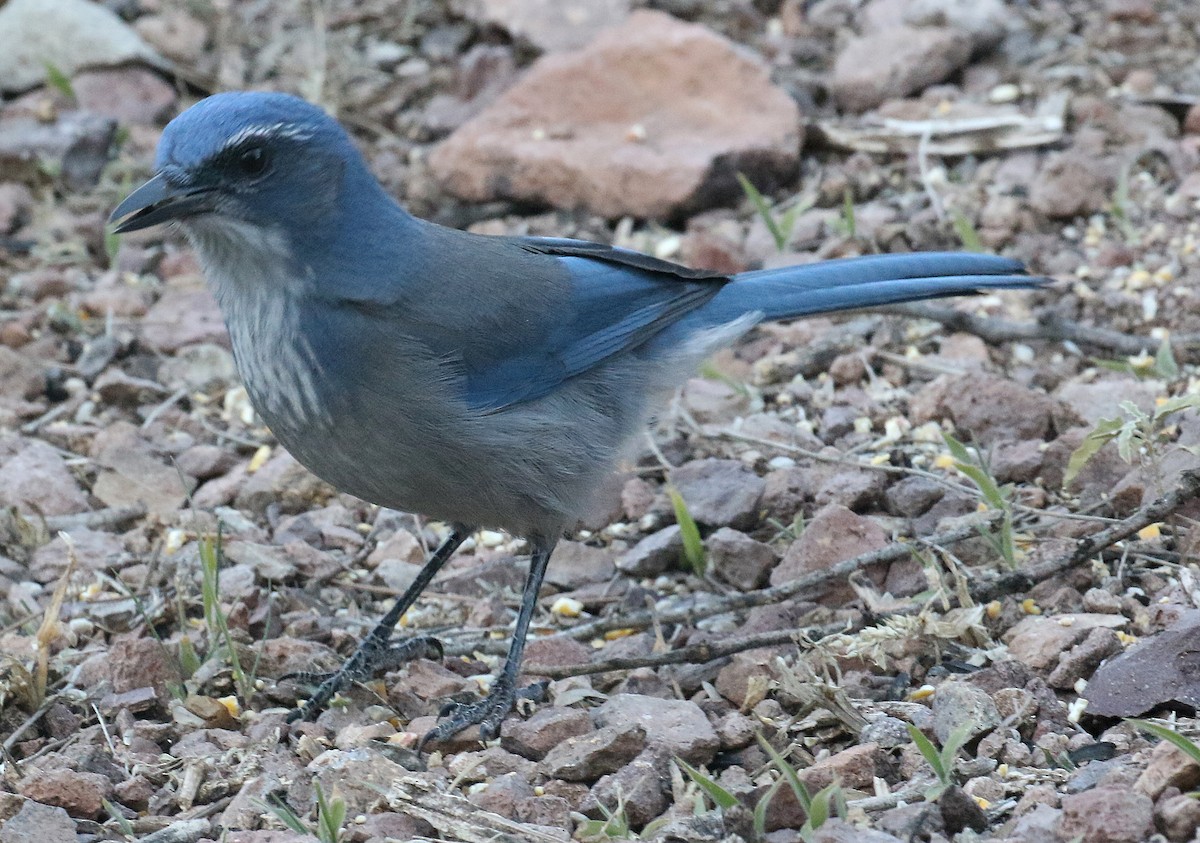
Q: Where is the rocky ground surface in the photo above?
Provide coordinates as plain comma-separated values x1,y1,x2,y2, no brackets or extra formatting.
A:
2,0,1200,841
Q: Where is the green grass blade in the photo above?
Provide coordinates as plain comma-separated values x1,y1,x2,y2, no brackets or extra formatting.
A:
668,487,707,577
756,733,812,811
737,172,787,251
907,724,948,783
677,758,739,810
950,210,984,252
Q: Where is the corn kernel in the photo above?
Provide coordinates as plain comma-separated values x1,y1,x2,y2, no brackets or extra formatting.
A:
247,444,272,473
909,685,936,701
550,596,583,617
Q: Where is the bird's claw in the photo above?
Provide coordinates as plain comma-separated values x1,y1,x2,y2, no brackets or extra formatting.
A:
419,678,549,749
283,635,444,723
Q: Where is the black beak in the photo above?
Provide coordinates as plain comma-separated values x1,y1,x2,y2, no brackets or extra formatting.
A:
109,173,216,233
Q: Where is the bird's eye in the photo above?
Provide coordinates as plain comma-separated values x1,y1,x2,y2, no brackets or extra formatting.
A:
237,146,270,178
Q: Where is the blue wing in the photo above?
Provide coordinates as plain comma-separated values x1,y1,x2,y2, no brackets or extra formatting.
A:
460,239,727,411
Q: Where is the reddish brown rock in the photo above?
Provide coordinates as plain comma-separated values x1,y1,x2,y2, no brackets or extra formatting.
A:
17,769,112,819
1003,614,1125,672
771,503,889,604
0,347,45,401
1046,626,1123,689
430,10,801,219
90,422,195,517
107,637,178,704
140,286,227,353
911,373,1075,447
1030,146,1116,219
1156,791,1200,842
134,9,209,64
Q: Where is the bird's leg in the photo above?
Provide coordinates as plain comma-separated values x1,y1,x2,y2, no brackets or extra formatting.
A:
284,525,472,722
418,536,557,749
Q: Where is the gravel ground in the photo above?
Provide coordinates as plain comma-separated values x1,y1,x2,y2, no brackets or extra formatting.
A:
3,1,1200,842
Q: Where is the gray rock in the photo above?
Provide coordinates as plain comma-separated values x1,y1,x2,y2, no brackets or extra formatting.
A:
502,705,595,760
539,722,646,781
884,476,945,518
0,799,76,843
580,748,671,828
706,527,778,590
670,458,765,529
931,680,1000,745
0,0,160,94
0,111,116,191
593,693,719,764
0,436,89,516
617,524,682,576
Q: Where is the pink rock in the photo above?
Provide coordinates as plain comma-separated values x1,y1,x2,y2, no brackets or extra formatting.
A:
430,10,801,218
140,286,227,353
90,421,195,517
0,436,89,516
455,0,630,52
1030,146,1116,219
1136,739,1200,800
1058,786,1153,843
831,26,972,113
71,67,177,125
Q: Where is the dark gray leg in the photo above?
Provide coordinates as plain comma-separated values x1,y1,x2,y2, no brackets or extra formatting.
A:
417,536,557,748
285,525,472,722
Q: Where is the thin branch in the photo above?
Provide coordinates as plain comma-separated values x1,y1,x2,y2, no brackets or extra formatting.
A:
879,302,1200,361
523,624,846,680
974,469,1200,601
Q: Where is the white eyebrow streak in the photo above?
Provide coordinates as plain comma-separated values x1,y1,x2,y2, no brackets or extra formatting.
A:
220,122,314,152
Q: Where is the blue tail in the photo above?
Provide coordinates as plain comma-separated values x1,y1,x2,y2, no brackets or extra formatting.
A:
710,252,1037,322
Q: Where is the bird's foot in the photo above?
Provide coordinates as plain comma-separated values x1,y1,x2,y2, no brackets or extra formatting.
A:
283,635,443,722
418,677,548,749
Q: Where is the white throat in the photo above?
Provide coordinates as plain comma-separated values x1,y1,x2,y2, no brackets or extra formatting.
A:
182,216,329,431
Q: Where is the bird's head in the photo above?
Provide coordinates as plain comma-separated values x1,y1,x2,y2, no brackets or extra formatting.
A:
110,92,363,239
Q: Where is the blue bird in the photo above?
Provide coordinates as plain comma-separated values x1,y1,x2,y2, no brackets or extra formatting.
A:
111,91,1042,746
